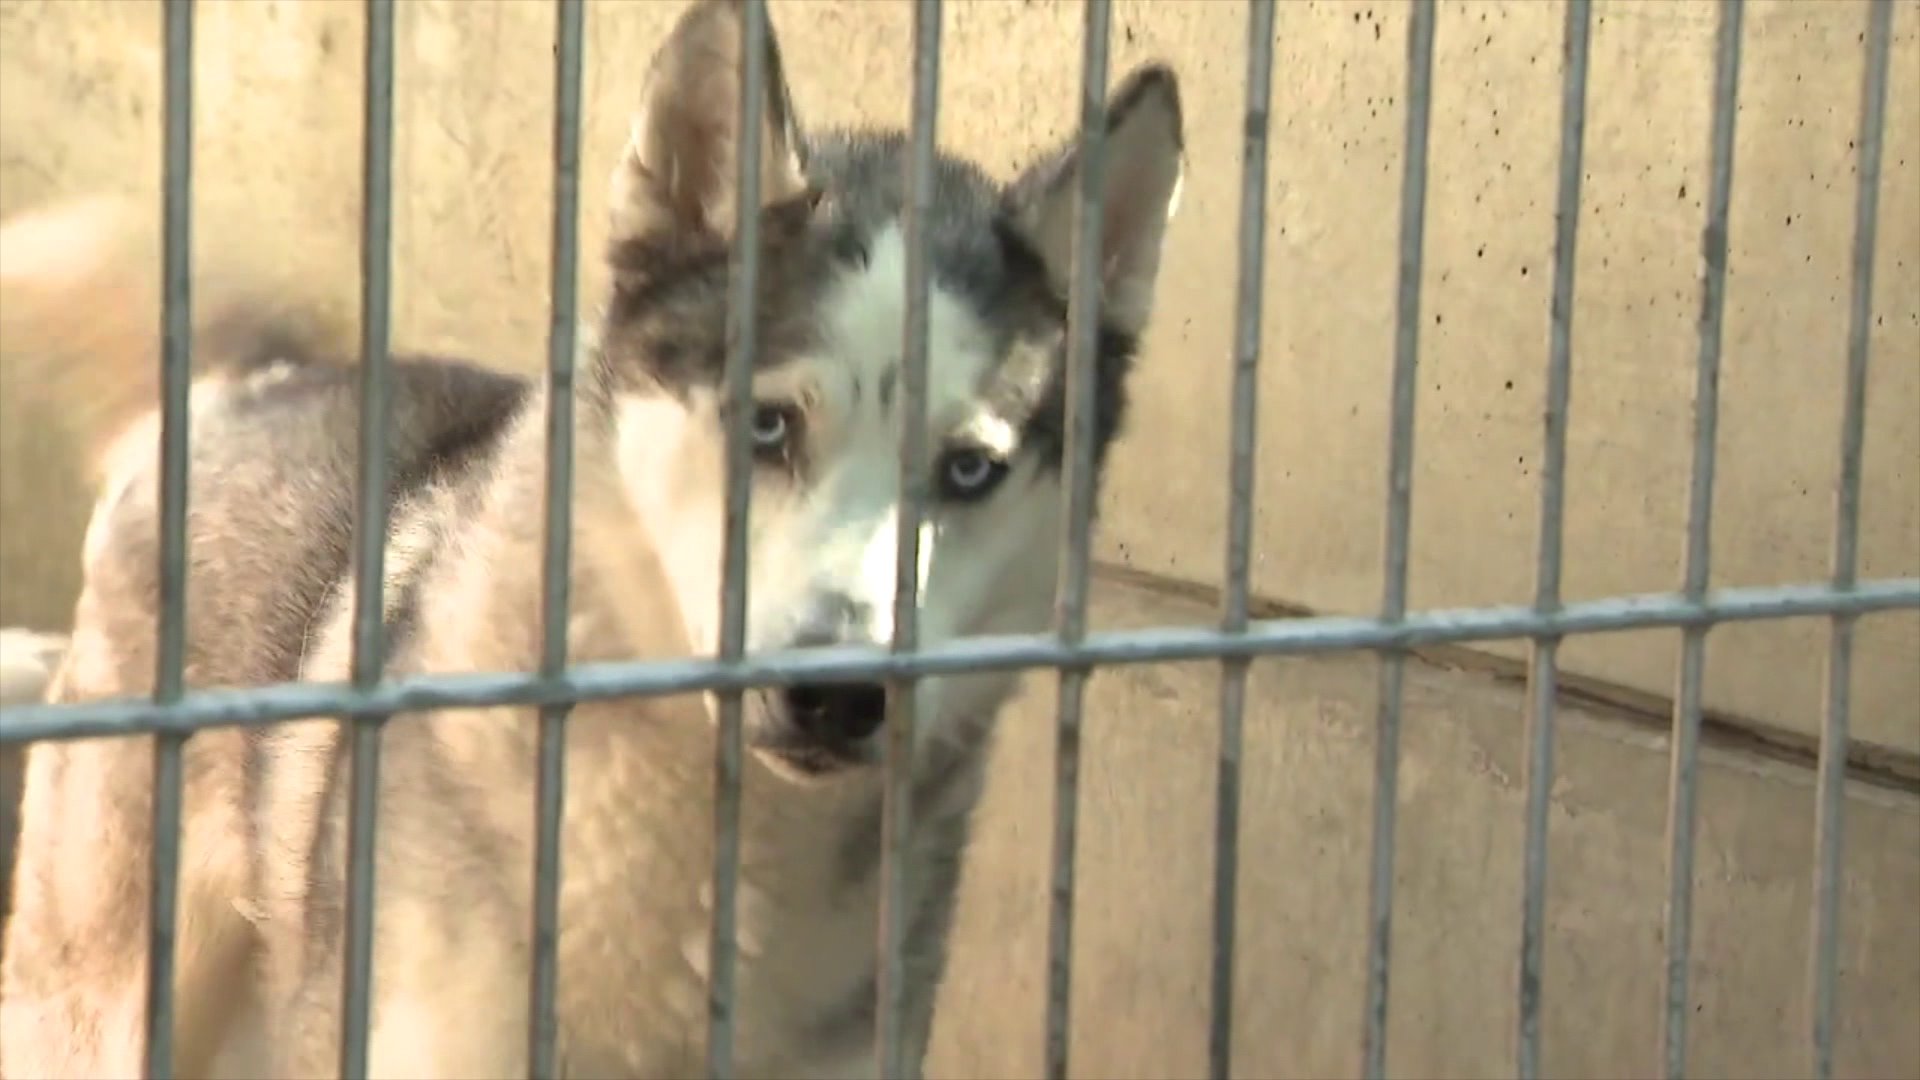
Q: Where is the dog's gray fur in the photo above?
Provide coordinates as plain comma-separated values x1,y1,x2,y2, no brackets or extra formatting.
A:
0,2,1184,1075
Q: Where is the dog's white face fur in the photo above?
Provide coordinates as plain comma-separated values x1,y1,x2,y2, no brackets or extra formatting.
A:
616,220,1060,688
615,222,1081,766
594,0,1183,773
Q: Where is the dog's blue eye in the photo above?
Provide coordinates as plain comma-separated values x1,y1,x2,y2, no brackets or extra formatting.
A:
749,405,794,455
938,449,1008,501
832,228,871,268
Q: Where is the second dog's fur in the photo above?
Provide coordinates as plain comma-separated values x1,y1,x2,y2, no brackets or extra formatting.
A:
0,3,1185,1076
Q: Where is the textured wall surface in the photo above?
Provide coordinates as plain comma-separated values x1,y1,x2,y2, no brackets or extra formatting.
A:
1,1,1916,1075
2,0,1915,753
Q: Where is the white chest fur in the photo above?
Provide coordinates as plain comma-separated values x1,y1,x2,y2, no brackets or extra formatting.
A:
549,709,886,1078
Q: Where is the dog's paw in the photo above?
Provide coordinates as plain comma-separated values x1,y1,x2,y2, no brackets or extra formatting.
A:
0,627,69,706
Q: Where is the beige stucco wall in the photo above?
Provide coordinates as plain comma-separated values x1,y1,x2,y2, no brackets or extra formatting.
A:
1,1,1916,1076
2,0,1914,753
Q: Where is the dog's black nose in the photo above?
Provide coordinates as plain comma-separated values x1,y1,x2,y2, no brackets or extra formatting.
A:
782,682,887,742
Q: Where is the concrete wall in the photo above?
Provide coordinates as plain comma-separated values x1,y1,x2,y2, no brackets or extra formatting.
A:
1,1,1916,1076
3,0,1915,754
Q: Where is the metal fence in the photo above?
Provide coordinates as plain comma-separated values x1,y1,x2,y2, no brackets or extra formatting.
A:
0,0,1914,1078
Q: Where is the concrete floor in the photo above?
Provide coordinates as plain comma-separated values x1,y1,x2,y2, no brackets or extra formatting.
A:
926,577,1920,1080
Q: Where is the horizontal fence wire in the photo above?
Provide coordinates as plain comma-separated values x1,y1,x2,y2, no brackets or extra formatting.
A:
5,581,1915,747
144,1,196,1075
1210,1,1275,1078
526,0,586,1076
1809,2,1894,1077
1662,3,1743,1076
1516,2,1592,1077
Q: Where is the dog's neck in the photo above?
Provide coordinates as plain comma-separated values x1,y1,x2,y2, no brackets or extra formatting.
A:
472,378,692,667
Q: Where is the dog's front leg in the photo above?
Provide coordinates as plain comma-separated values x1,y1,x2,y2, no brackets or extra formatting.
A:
0,742,154,1079
268,888,534,1080
0,731,254,1080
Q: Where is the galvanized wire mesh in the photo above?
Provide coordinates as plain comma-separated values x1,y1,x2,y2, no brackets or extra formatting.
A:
0,1,1912,1079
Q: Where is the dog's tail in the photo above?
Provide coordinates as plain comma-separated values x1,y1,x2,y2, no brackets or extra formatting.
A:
0,193,355,486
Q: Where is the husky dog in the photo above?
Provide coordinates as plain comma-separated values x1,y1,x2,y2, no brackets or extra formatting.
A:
0,1,1184,1076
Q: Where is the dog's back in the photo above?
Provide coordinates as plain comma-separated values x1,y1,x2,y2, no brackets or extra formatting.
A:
1,193,531,693
78,350,529,697
0,193,530,1077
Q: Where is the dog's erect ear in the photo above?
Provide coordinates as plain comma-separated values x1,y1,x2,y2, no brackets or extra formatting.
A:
1004,64,1184,338
611,0,809,242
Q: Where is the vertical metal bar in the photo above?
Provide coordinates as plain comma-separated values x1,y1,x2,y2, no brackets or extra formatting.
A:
879,2,941,1079
1516,3,1590,1077
1809,3,1892,1076
527,1,585,1076
1360,5,1436,1078
145,2,195,1075
1661,5,1742,1077
1210,3,1274,1078
340,0,398,1075
1045,3,1110,1077
708,3,770,1076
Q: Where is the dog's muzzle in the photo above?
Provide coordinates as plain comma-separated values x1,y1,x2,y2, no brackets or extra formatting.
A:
747,593,892,776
